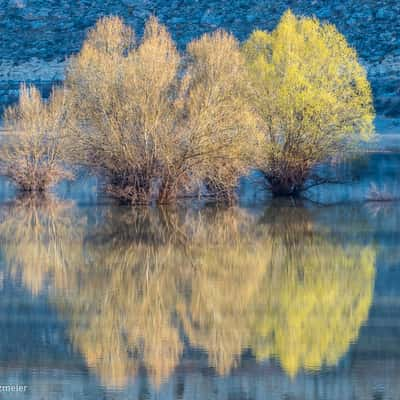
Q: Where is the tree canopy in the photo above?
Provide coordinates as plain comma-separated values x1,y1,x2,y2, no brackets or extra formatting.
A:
66,16,258,203
243,10,375,196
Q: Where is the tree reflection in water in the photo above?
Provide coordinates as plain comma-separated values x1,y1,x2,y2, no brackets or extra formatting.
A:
0,195,84,296
249,206,375,376
0,200,376,388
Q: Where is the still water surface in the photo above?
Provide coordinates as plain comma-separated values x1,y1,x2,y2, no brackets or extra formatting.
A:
0,119,399,400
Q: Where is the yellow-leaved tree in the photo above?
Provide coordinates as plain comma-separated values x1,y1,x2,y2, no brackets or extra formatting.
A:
243,10,375,196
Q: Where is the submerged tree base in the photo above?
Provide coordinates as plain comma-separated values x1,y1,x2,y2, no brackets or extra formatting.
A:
265,174,307,197
265,171,347,198
270,185,303,197
105,182,238,205
6,165,74,193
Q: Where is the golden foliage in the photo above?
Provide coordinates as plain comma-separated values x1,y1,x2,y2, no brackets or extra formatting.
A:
1,12,377,200
243,10,375,195
0,85,72,192
180,31,260,198
66,16,257,203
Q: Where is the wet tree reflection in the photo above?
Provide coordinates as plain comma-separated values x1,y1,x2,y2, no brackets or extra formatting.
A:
249,206,375,376
0,202,376,388
0,196,84,295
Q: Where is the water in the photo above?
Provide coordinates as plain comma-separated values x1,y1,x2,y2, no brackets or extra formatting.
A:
0,118,399,399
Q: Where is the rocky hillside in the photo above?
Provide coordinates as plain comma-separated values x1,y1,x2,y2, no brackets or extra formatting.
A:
0,0,399,115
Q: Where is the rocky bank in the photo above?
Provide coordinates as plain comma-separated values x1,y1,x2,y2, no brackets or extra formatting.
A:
0,0,399,115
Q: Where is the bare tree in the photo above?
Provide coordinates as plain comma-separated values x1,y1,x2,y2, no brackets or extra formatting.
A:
0,84,72,192
66,16,258,204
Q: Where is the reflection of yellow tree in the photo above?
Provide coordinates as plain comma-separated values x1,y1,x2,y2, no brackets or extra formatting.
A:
180,206,375,376
0,202,376,387
249,207,376,376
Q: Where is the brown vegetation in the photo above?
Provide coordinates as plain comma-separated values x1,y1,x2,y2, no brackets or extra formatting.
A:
66,16,258,204
0,85,72,192
1,11,376,200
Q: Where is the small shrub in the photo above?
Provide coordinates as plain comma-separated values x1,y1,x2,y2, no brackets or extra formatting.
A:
0,85,72,192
